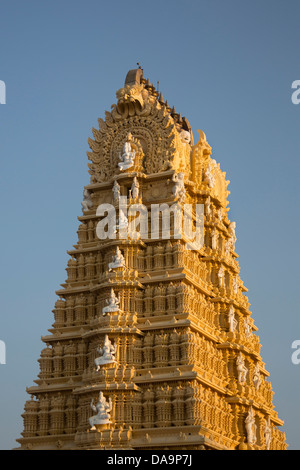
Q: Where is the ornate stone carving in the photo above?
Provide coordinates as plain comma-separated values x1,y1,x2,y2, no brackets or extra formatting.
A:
18,68,287,452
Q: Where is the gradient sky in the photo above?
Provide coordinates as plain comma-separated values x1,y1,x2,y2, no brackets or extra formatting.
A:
0,0,299,450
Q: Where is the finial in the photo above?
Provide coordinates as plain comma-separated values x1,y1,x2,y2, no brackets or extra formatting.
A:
158,92,164,104
137,62,142,69
165,100,171,112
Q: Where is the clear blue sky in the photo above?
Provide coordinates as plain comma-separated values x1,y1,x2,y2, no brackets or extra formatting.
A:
0,0,299,450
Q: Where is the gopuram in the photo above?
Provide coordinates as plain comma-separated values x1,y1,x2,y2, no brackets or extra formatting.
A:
17,68,287,450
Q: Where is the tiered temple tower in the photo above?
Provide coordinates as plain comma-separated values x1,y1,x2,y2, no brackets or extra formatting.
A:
17,68,287,450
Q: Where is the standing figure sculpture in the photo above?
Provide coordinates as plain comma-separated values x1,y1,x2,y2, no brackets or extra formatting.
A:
253,363,262,391
264,417,272,450
236,352,248,384
228,305,238,333
112,180,121,202
218,265,225,288
130,177,139,201
89,392,112,430
245,407,257,446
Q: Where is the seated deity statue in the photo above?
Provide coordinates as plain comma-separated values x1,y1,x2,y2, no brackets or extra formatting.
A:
108,246,126,271
118,140,136,171
89,392,112,430
94,335,117,370
102,288,120,315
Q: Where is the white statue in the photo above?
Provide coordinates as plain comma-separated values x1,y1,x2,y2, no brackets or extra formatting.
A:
172,172,186,202
89,392,112,429
180,129,191,144
94,335,117,370
205,196,212,219
253,363,262,391
245,407,257,446
113,209,128,234
81,189,93,212
264,417,272,450
205,163,215,188
211,228,219,251
108,246,125,271
244,317,252,338
118,210,128,229
129,177,139,201
102,288,120,315
228,221,237,240
218,265,225,288
228,305,238,333
233,276,239,295
112,180,121,202
118,139,136,171
228,221,237,250
236,352,248,384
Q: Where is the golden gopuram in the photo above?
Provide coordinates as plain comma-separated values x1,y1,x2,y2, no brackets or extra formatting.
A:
17,68,287,450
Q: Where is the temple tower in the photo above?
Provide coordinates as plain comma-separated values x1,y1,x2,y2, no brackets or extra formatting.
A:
17,68,287,450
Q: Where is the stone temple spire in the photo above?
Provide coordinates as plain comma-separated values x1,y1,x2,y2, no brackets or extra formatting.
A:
16,69,287,450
